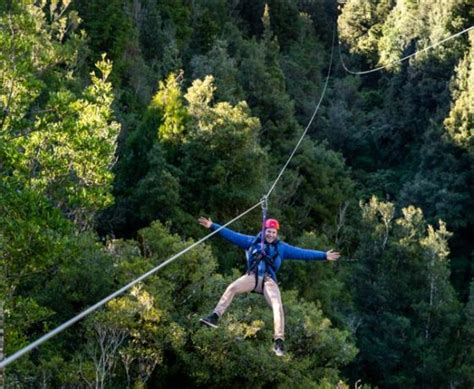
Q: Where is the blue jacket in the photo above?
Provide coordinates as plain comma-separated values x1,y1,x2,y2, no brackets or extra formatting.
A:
210,223,327,281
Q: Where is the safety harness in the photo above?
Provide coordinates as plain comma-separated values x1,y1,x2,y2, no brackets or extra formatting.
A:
246,235,280,292
245,196,280,292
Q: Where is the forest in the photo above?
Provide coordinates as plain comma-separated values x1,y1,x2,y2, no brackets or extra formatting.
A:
0,0,473,387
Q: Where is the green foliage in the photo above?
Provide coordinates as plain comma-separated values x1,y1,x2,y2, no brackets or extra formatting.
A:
2,1,473,387
0,0,82,161
39,232,116,316
73,0,131,63
0,181,72,295
279,231,351,326
458,279,474,386
81,286,176,387
276,139,355,239
280,11,324,124
349,197,461,387
326,5,473,306
134,143,181,224
0,179,117,384
152,72,189,144
154,0,192,48
444,30,474,153
136,220,218,300
235,18,299,157
188,4,221,55
100,74,184,236
318,76,380,169
66,221,218,387
180,76,268,223
191,39,244,104
395,74,473,235
18,56,119,228
377,0,421,68
338,0,391,62
262,1,301,52
5,296,54,355
338,0,467,70
33,221,355,387
183,288,356,387
0,2,119,229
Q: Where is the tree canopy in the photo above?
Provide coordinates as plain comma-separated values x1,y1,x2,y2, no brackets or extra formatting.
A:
1,0,473,387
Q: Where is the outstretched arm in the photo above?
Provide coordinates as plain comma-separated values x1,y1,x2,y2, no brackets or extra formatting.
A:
198,217,254,249
281,242,340,261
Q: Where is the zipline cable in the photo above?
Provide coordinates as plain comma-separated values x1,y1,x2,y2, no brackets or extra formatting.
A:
339,25,474,76
0,200,263,369
265,27,336,199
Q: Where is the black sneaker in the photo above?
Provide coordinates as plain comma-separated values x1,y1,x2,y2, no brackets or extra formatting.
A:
273,338,284,356
199,312,219,328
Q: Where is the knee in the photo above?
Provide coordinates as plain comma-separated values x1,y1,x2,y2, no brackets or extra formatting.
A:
226,283,239,295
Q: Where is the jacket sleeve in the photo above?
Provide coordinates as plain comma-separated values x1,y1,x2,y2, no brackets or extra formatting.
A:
280,242,327,261
210,223,255,250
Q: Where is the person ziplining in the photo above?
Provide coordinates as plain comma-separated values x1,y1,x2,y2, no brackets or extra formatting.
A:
198,216,340,357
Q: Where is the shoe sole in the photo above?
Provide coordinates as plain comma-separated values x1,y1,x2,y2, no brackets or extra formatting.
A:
199,318,218,328
273,348,284,357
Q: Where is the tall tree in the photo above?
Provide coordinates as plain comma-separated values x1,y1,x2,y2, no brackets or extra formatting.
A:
444,29,473,153
349,197,461,387
180,75,267,229
0,1,119,229
99,73,184,237
0,1,120,384
190,39,244,104
337,0,391,65
279,11,324,125
17,56,119,229
236,5,300,158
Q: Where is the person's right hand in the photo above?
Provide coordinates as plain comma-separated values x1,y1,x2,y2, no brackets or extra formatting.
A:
198,217,212,229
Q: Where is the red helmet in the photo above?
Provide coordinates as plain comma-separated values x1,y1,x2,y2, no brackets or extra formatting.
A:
264,218,280,230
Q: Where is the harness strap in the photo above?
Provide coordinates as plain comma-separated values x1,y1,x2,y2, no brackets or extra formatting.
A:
251,195,273,292
247,239,279,292
248,197,276,293
260,195,268,255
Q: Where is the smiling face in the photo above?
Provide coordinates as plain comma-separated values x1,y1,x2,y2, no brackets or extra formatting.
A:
264,228,278,243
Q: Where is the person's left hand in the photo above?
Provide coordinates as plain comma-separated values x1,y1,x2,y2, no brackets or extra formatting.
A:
326,249,340,261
